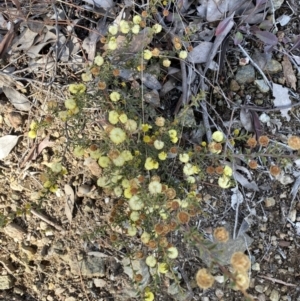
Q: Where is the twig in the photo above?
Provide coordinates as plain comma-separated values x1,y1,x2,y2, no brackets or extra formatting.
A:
30,209,65,232
180,59,188,106
258,274,297,287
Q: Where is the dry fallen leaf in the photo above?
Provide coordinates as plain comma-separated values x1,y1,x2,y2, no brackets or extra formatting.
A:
3,86,31,111
282,55,296,90
0,135,19,159
272,83,291,121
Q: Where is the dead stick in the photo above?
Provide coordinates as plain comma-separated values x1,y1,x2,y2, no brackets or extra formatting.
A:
31,209,65,232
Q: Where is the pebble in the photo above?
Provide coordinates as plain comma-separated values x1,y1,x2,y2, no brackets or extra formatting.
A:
265,197,276,207
270,289,280,301
235,65,255,84
215,289,224,299
255,285,265,293
3,223,26,241
264,59,282,74
214,275,225,283
254,79,270,93
252,262,260,271
229,79,240,91
288,209,296,222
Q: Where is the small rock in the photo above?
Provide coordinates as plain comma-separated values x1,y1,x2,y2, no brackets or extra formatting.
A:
93,278,106,288
270,289,280,301
230,79,240,92
4,223,26,241
0,275,14,290
236,65,255,84
265,197,276,207
7,112,22,128
264,59,282,74
61,254,106,277
288,209,296,222
77,185,92,197
255,285,265,293
215,288,224,298
254,80,270,93
252,262,260,271
214,275,224,283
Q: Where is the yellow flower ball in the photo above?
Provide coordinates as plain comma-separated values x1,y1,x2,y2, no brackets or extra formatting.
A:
122,179,130,188
94,55,104,66
212,130,224,142
123,187,132,199
131,24,140,34
158,263,169,274
186,176,195,183
167,247,178,259
233,128,240,136
49,184,58,193
179,50,188,59
144,291,154,301
144,157,159,170
97,176,110,188
124,119,137,132
108,24,118,35
108,110,119,124
148,181,162,194
155,116,165,127
151,48,160,56
118,113,128,123
143,49,153,60
143,135,151,143
158,151,167,160
28,130,37,139
65,98,77,110
141,231,151,244
127,225,137,236
73,146,85,157
120,20,130,34
218,175,231,189
129,195,144,210
223,165,233,177
58,111,68,121
121,150,133,161
112,155,125,166
152,24,162,33
109,127,126,144
171,136,178,143
163,59,171,67
179,153,189,163
109,91,121,102
108,37,117,50
114,186,123,197
168,129,177,138
69,83,86,94
30,120,37,130
81,73,92,82
154,140,164,150
145,255,157,267
141,124,152,132
130,211,140,222
133,15,142,24
183,163,194,176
